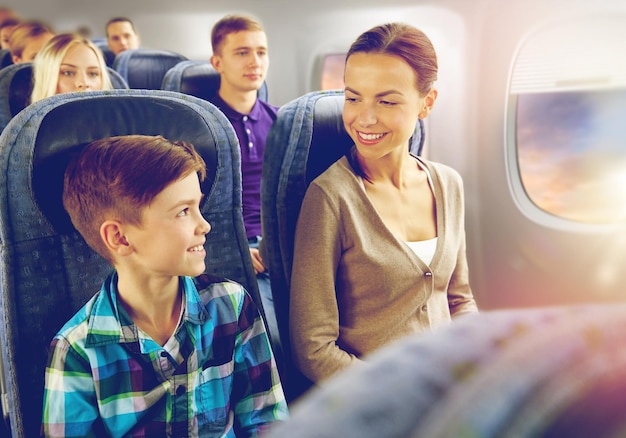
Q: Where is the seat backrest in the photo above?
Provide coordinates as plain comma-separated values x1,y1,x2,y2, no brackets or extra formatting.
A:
107,66,129,89
0,49,12,69
161,59,269,102
113,48,187,89
261,89,424,402
264,303,626,438
91,38,116,67
0,63,32,131
0,89,261,438
0,63,129,133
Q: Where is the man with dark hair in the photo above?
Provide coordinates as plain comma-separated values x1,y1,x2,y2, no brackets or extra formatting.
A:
106,16,140,55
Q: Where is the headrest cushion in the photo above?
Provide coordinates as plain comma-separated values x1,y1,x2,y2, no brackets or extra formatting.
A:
32,94,218,233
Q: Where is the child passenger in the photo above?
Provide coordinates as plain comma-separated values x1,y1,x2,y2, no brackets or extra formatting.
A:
41,135,288,437
31,33,113,103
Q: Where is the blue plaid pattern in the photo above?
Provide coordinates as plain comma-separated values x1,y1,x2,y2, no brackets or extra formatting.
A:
42,272,287,437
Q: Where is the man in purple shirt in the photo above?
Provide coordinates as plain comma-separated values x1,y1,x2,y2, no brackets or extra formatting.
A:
209,14,280,356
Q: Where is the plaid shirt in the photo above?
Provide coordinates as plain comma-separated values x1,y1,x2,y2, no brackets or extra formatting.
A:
42,272,288,437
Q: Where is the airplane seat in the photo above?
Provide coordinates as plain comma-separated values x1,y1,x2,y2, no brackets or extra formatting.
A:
0,63,32,132
162,58,279,362
113,48,188,89
161,59,269,102
264,303,626,437
0,89,262,438
0,49,12,69
106,66,129,89
91,38,116,67
261,89,424,402
0,63,129,133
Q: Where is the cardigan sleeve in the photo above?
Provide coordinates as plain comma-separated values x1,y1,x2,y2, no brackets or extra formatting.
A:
443,171,479,317
447,225,479,316
289,182,360,383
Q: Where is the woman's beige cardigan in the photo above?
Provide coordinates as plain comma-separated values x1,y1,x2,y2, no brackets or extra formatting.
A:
290,155,478,383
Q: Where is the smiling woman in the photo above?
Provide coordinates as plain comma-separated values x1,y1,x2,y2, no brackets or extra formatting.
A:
289,22,478,386
30,32,113,103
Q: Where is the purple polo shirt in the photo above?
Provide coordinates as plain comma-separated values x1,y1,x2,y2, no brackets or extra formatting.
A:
209,94,278,238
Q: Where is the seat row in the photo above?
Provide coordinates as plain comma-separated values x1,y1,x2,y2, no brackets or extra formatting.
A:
0,47,268,133
0,45,184,90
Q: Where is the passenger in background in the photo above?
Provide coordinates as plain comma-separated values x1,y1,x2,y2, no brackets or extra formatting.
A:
0,6,17,25
0,17,19,50
105,16,140,56
31,33,113,103
290,22,478,384
209,14,279,349
75,25,92,39
9,20,54,63
42,135,288,436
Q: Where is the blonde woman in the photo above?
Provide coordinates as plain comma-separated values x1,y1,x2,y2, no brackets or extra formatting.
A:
31,33,112,103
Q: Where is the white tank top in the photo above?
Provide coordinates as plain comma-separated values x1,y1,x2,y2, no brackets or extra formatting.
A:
405,237,438,266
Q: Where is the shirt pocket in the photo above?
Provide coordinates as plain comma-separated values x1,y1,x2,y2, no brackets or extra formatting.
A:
196,357,235,428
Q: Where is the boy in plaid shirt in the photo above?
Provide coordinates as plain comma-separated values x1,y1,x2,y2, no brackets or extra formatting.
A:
42,135,287,437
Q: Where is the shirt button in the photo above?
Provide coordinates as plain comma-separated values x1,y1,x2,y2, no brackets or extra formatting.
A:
246,128,251,134
243,115,248,122
160,351,168,358
424,272,433,277
176,385,186,396
421,305,428,312
248,142,253,148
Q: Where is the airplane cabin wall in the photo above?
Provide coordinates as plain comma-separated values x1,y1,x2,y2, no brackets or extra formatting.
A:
466,0,626,309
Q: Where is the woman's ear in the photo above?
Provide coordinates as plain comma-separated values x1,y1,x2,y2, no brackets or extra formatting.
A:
419,88,438,119
100,220,133,256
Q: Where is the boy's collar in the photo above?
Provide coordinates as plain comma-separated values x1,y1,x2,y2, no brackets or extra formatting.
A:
84,273,209,348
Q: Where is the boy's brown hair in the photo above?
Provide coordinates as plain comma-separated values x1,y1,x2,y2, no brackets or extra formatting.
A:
63,135,206,262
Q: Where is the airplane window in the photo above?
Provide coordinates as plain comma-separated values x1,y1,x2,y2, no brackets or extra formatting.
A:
508,16,626,226
320,53,346,90
516,90,626,224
